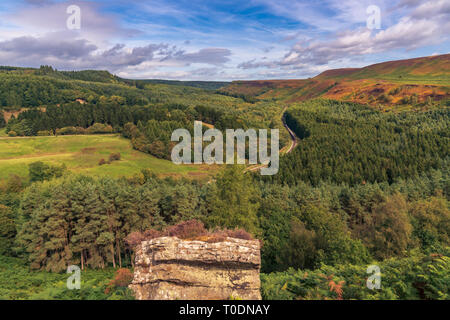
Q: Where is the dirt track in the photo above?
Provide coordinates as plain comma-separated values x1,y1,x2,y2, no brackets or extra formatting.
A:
283,113,298,153
246,107,298,173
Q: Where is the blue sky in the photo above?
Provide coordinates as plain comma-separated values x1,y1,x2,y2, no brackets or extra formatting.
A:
0,0,448,80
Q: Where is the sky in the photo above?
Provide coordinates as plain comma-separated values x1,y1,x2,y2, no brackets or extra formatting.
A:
0,0,448,80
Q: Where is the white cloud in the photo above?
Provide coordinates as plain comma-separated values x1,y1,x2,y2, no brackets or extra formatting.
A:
240,0,450,72
0,0,448,80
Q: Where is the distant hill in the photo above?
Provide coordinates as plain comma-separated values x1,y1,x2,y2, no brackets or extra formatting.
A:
316,54,450,81
221,54,450,107
1,55,448,110
0,65,229,89
60,70,121,83
0,65,235,111
129,79,229,90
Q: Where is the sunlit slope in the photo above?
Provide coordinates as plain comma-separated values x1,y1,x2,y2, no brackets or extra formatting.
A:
221,54,450,107
0,135,217,180
316,54,450,81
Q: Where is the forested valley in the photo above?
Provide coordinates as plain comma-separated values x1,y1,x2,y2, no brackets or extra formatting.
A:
1,66,287,159
267,99,449,186
0,65,448,300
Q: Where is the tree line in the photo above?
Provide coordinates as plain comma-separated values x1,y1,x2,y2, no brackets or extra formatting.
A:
6,100,243,159
0,72,150,109
0,164,447,274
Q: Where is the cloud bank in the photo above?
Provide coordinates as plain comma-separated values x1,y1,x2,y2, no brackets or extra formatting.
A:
0,0,448,80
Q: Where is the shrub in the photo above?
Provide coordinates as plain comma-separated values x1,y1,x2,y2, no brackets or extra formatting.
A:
56,126,77,135
165,220,207,239
388,87,401,95
378,93,393,103
87,123,113,134
75,127,86,134
8,131,17,137
224,228,253,240
122,122,140,139
28,161,66,182
37,130,53,136
208,228,254,242
125,220,254,248
125,230,162,248
400,96,410,104
105,268,133,293
108,153,121,162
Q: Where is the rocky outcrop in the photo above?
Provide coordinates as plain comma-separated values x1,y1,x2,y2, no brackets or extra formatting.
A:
129,236,261,300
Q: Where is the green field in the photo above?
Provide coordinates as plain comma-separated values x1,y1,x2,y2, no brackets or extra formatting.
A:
0,134,217,180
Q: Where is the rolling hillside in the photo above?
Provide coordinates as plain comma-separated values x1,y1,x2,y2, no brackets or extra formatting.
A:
221,54,450,108
0,134,218,180
315,54,450,81
0,66,228,90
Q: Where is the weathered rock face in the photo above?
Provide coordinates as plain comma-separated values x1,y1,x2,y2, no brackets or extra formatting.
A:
129,236,261,300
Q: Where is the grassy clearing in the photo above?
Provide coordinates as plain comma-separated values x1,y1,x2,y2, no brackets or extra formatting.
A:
0,134,218,181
